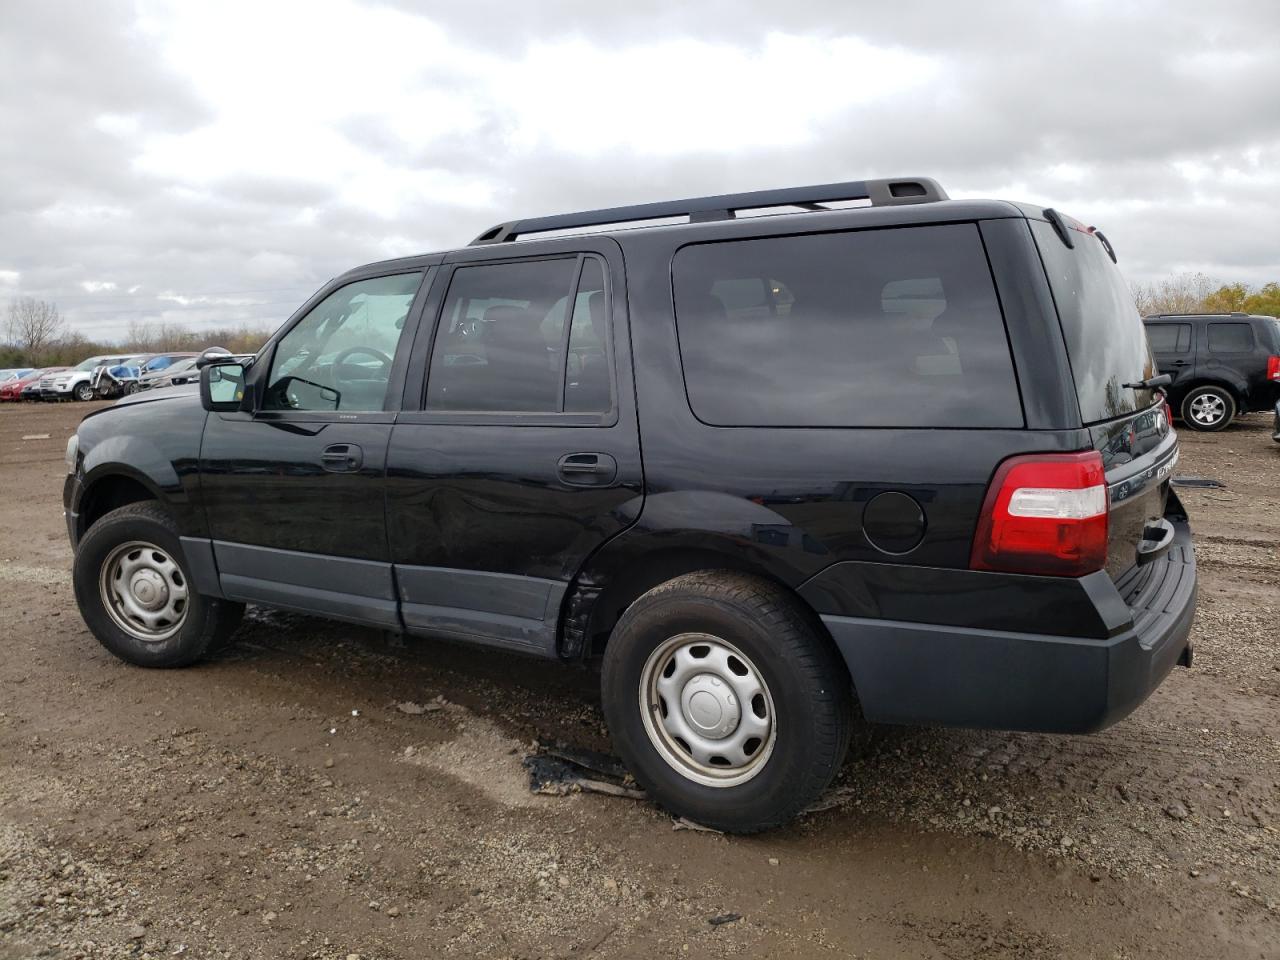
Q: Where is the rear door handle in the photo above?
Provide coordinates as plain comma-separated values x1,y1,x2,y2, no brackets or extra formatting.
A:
321,443,363,473
557,452,618,486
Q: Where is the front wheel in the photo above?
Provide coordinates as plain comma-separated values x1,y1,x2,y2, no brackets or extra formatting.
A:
601,571,853,833
1181,385,1236,431
73,502,245,667
73,382,93,401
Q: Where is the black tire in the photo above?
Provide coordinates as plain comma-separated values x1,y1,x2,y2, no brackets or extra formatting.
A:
73,381,93,401
601,571,853,833
1180,385,1236,432
73,501,245,667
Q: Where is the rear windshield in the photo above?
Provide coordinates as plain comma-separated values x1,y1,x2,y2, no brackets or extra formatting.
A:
1031,220,1156,424
671,224,1022,428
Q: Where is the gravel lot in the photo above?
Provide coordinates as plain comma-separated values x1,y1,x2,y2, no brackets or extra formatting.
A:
1,400,1278,959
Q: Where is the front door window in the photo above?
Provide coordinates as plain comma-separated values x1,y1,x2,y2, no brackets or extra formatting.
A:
264,272,422,412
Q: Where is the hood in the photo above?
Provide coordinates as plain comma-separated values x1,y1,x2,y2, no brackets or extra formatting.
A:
80,382,201,423
118,381,199,406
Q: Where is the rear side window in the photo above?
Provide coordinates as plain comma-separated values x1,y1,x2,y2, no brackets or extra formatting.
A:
1146,323,1191,354
1031,221,1155,424
671,224,1021,428
1207,322,1254,353
426,256,611,414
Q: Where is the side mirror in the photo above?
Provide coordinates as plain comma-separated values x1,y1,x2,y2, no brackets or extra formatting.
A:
200,361,246,412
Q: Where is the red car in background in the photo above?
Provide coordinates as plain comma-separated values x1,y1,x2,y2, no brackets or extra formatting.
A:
0,367,68,401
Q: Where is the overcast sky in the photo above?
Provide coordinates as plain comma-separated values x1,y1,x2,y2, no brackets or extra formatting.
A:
2,0,1278,341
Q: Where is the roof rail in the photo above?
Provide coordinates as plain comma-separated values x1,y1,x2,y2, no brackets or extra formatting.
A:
1147,312,1252,319
469,177,949,246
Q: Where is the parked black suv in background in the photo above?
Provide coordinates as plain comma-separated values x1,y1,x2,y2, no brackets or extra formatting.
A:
64,178,1196,832
1143,312,1280,431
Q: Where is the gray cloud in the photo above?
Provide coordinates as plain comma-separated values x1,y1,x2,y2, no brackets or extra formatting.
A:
2,0,1278,341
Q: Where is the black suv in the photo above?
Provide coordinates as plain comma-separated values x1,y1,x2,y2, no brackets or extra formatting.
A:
65,178,1196,832
1143,312,1280,431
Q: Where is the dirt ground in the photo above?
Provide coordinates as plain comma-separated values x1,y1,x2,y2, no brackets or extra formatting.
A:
1,399,1278,960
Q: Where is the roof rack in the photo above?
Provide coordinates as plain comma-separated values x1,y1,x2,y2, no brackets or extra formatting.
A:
1148,312,1252,318
469,177,949,246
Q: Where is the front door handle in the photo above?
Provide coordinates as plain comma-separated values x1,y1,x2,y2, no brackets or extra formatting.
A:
321,443,363,473
557,452,618,486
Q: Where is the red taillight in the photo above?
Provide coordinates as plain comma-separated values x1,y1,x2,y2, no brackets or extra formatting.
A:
1267,356,1280,382
970,452,1109,577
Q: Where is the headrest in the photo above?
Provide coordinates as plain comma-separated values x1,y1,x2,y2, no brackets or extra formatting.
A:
683,292,728,321
484,306,547,354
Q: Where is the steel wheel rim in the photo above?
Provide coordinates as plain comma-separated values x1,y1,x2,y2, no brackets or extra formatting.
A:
1190,393,1225,426
639,633,777,788
98,540,189,642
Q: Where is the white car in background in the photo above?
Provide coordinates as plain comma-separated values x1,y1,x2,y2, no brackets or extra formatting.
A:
40,355,133,401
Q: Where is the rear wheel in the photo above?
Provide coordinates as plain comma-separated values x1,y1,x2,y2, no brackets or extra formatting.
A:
73,502,245,667
1181,385,1235,431
601,571,853,833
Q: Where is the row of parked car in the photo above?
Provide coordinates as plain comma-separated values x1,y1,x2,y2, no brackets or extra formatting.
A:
0,350,248,402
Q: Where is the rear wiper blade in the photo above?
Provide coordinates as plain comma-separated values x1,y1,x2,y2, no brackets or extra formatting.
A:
1122,373,1172,390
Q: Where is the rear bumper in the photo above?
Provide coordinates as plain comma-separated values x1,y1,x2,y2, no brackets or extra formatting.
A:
821,518,1196,734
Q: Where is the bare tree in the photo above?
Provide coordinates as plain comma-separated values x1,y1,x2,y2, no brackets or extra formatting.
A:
1130,273,1216,317
125,319,158,352
6,296,65,361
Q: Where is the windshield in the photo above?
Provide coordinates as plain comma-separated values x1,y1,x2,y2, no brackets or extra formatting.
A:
1031,220,1156,423
74,358,104,372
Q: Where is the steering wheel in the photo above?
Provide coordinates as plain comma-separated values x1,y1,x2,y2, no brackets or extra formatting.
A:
331,346,392,383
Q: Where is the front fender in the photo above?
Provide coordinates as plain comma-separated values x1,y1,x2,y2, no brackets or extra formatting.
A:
74,397,209,536
81,435,181,494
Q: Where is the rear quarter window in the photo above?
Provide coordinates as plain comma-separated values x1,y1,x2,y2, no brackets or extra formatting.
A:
671,223,1022,428
1265,318,1280,352
1031,221,1155,424
1207,322,1254,353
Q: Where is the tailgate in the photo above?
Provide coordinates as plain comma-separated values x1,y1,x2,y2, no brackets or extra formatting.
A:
1090,402,1178,581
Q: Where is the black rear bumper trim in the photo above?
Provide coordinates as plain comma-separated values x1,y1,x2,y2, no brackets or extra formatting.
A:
824,518,1196,734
